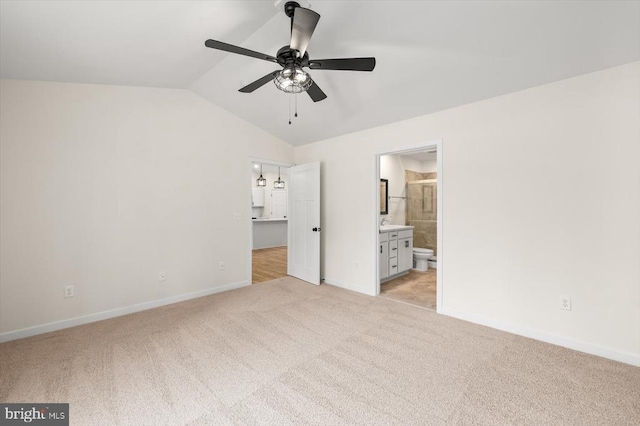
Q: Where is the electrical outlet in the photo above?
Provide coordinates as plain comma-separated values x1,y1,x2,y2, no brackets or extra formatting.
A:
64,285,74,298
234,213,241,220
560,296,571,311
219,261,225,271
159,271,166,281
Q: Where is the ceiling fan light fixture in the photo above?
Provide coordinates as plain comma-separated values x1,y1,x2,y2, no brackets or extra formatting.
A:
204,1,376,103
274,66,312,93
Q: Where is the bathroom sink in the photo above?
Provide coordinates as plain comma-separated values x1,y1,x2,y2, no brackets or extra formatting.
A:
380,225,414,232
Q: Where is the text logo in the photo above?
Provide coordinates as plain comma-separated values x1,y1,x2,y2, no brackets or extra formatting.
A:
0,404,68,425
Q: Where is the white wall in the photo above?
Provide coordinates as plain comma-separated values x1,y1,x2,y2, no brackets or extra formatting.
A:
419,159,437,174
295,62,640,365
402,156,437,174
0,79,293,337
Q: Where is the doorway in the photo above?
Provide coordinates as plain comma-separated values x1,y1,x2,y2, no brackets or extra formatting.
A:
375,140,443,312
250,160,291,284
248,159,322,286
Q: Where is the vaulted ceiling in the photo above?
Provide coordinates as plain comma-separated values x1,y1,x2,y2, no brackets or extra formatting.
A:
1,1,638,146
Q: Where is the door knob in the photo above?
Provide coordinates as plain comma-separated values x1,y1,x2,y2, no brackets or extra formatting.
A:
312,227,322,232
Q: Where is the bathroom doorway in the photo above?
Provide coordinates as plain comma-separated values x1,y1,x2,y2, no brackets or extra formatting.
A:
375,141,443,312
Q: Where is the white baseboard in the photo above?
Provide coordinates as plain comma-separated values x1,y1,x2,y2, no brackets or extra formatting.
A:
440,307,640,367
0,280,250,343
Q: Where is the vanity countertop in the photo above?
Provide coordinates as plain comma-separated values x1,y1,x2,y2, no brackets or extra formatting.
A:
252,218,288,222
380,225,415,232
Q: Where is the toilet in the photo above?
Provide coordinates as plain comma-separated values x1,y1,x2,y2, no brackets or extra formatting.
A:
427,256,438,269
412,248,434,272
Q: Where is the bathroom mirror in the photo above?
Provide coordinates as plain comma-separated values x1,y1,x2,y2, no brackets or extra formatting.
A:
380,179,389,215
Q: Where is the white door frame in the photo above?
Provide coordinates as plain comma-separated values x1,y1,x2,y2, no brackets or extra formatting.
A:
247,157,294,284
373,139,444,313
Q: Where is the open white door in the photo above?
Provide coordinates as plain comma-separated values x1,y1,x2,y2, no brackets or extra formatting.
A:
287,161,321,285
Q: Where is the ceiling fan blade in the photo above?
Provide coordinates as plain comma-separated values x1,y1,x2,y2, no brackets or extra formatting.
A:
309,57,376,71
306,79,327,102
239,71,281,93
290,7,320,57
205,39,278,63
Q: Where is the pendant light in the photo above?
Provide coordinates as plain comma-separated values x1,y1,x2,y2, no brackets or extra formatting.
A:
256,164,266,187
274,167,285,189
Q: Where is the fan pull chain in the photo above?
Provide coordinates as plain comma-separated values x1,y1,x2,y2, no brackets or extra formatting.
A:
287,94,300,125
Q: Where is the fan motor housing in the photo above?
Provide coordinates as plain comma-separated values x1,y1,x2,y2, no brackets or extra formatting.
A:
276,45,309,67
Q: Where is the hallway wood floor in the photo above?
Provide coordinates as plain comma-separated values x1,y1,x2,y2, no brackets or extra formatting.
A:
380,268,437,310
252,246,287,283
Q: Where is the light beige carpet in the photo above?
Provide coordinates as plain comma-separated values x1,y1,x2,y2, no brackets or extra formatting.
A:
1,277,639,425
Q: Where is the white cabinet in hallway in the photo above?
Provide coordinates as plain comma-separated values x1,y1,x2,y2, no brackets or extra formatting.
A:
379,226,414,283
252,188,265,207
270,189,287,219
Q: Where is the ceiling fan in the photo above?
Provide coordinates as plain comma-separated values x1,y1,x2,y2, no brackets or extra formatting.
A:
204,1,376,102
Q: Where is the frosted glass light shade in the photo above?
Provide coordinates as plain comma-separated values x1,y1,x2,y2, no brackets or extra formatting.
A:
274,66,312,94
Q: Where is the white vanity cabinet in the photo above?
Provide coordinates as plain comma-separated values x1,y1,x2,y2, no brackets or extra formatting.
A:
398,230,414,272
388,231,399,276
380,226,414,283
379,232,389,279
